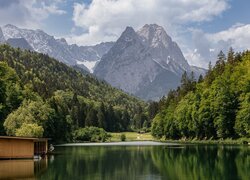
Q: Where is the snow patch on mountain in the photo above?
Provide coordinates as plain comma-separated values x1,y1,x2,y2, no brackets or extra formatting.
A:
77,60,99,73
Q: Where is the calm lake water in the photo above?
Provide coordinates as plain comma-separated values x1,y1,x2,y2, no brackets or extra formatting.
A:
0,141,249,180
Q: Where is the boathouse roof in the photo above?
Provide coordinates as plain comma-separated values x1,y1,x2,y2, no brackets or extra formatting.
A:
0,136,50,141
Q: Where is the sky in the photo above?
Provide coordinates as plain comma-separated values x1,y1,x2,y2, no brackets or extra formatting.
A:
0,0,250,68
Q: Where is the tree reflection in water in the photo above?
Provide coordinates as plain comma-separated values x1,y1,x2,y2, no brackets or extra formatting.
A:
38,145,249,180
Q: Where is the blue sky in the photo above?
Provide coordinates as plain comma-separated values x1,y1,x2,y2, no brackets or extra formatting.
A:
0,0,250,67
196,0,250,32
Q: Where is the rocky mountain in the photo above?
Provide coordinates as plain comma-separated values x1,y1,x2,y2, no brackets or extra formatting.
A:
190,65,207,77
1,24,206,100
69,42,114,73
1,24,114,72
6,38,33,50
94,24,206,100
0,28,5,43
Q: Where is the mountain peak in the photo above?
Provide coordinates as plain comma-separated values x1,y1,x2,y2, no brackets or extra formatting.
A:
35,29,46,34
138,24,166,34
2,24,23,39
4,24,18,29
124,26,135,32
142,24,164,30
122,26,136,37
118,26,138,43
57,38,68,45
137,24,172,48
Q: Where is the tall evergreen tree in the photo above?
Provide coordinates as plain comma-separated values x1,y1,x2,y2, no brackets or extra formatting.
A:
97,103,106,129
227,47,235,64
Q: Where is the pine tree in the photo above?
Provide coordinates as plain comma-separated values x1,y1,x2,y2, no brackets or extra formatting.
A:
227,47,235,64
215,51,226,75
97,103,106,129
198,74,204,83
148,101,159,120
85,108,98,127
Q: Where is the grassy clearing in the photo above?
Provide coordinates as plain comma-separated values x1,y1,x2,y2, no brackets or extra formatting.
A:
160,137,250,145
110,132,154,142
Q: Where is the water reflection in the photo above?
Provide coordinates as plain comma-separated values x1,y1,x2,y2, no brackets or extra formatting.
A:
38,145,249,180
151,145,250,180
0,158,48,179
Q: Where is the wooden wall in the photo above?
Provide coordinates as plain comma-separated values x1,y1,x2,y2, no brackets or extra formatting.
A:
0,139,34,159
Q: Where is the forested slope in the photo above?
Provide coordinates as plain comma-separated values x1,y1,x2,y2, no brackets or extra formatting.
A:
0,45,148,142
152,49,250,139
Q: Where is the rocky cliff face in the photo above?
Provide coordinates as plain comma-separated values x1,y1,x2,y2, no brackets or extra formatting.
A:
94,24,204,100
0,28,5,43
6,38,33,50
1,24,114,72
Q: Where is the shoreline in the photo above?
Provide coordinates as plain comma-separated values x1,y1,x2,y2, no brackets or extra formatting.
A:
54,132,250,145
56,141,179,146
55,138,250,146
109,132,250,145
158,138,250,145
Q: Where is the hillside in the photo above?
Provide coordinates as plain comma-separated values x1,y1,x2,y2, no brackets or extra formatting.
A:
0,45,147,142
152,49,250,139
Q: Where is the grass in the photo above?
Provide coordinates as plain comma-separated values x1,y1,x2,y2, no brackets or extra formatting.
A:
108,132,249,145
109,132,154,142
159,137,250,145
111,131,249,145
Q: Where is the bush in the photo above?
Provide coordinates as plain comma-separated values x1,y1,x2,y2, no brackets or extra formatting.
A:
73,126,111,142
120,134,126,141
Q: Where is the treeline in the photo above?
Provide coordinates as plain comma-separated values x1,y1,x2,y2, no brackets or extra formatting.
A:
152,48,250,139
0,45,148,142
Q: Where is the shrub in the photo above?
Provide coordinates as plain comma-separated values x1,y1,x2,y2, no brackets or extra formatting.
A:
73,126,111,142
120,134,126,141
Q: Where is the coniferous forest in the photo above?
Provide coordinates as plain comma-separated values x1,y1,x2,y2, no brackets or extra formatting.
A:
0,45,148,142
152,48,250,140
0,45,249,142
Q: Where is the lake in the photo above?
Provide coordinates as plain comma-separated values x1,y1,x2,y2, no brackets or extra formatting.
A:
0,141,249,180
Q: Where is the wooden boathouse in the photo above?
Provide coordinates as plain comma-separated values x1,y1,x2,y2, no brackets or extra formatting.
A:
0,136,49,159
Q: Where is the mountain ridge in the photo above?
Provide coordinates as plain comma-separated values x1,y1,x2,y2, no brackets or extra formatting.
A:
0,24,114,72
1,24,206,100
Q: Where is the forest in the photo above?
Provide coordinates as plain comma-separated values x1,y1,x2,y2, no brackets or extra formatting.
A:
0,45,149,142
152,48,250,140
0,45,249,142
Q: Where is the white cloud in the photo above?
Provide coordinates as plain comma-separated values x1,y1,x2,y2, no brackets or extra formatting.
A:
67,0,229,45
40,1,66,15
187,24,250,67
0,0,66,29
208,24,250,50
